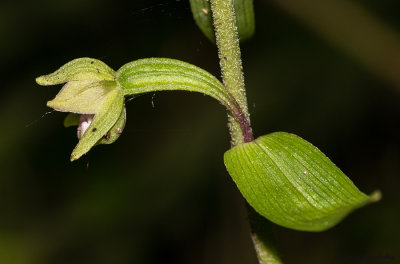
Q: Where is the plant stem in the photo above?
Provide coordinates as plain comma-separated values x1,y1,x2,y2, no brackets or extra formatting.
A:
210,0,282,263
210,0,251,145
247,205,283,264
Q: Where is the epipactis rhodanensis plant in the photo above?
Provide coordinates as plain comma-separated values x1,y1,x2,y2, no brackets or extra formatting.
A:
36,57,380,232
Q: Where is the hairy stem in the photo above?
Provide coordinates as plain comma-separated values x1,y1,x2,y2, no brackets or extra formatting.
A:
210,0,251,145
210,0,282,263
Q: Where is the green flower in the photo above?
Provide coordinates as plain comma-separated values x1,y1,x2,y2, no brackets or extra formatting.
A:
36,58,126,161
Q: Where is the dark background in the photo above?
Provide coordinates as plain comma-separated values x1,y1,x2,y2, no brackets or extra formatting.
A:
0,0,399,263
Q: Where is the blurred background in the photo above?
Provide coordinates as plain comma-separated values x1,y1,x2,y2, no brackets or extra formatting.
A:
0,0,399,263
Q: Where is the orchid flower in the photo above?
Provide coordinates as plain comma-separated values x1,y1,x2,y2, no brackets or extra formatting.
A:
36,58,126,161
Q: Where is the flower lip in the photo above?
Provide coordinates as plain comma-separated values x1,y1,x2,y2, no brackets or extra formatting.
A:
77,114,95,139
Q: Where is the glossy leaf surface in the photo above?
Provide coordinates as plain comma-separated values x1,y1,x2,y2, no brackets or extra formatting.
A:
224,132,380,231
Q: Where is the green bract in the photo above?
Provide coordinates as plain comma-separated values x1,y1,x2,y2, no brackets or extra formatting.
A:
115,58,252,142
116,58,235,109
224,132,380,231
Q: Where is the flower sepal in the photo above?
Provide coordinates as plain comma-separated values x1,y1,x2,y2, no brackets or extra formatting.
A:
36,57,115,85
70,88,125,161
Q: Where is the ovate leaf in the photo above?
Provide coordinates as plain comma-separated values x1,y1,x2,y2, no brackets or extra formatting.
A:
224,132,380,231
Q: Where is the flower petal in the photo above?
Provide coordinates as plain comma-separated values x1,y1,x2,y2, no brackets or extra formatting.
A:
36,58,115,85
70,88,124,161
47,80,116,114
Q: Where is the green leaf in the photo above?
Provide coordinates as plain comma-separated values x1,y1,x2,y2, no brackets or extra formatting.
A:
116,58,236,110
36,57,115,85
224,132,380,231
189,0,255,42
70,88,124,161
235,0,255,41
189,0,215,42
